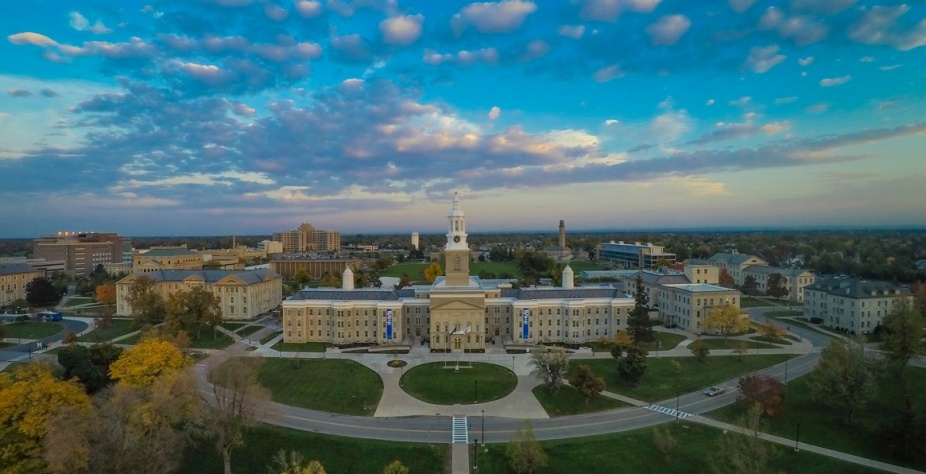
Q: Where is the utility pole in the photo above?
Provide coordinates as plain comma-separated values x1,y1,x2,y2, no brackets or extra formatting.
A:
784,359,788,383
675,390,680,421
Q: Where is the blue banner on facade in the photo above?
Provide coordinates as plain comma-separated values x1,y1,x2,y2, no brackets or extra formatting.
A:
521,308,529,339
386,309,393,340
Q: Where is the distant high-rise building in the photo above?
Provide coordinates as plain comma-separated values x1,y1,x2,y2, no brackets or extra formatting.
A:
33,232,131,276
411,232,419,250
272,223,341,253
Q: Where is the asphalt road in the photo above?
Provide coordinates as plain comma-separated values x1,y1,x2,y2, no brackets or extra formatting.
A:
255,308,832,444
0,315,88,363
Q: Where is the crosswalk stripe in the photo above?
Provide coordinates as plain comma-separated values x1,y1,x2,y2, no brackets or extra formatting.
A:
645,405,693,419
451,416,469,443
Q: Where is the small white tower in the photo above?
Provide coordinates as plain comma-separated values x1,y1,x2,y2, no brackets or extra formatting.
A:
342,265,354,290
562,265,574,289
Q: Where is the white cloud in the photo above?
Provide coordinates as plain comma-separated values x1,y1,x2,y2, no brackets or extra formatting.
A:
860,56,874,62
759,8,827,45
728,0,756,13
646,15,691,46
295,1,323,18
819,75,851,87
705,99,715,106
604,119,619,125
579,0,661,22
264,3,289,21
880,64,901,71
451,1,537,35
423,48,498,66
124,171,275,189
649,111,690,142
745,45,786,73
761,121,790,135
798,56,814,66
557,24,585,39
678,176,729,197
729,96,751,107
774,96,798,105
517,39,549,62
848,5,926,51
593,64,623,82
69,12,112,34
7,32,58,46
380,14,424,46
488,106,500,120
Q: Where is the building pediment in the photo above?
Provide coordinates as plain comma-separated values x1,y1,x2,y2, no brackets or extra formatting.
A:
430,298,485,311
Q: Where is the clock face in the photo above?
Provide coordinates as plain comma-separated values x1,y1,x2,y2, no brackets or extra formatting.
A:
453,236,461,243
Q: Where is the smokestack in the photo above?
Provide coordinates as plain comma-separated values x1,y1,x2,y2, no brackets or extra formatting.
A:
559,220,566,248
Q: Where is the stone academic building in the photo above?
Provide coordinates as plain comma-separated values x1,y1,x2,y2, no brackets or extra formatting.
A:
282,195,638,350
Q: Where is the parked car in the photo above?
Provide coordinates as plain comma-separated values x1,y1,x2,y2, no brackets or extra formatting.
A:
704,386,726,397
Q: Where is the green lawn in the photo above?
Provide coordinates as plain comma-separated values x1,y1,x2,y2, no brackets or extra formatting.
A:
6,322,64,339
532,384,628,417
561,261,606,273
473,421,880,474
257,359,383,415
765,310,803,318
77,318,137,342
63,297,93,307
380,262,431,278
187,332,236,350
221,322,246,331
271,341,328,352
644,332,688,351
178,424,446,474
260,330,282,345
236,324,264,337
401,362,517,405
707,367,926,469
697,338,778,350
740,296,774,308
569,354,795,403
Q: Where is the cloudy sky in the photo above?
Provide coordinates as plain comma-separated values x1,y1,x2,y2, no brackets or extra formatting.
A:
2,0,925,238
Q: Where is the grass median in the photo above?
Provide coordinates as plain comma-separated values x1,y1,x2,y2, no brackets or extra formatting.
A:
532,384,629,417
568,354,795,403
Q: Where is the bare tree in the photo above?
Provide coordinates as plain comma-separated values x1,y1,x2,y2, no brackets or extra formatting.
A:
205,353,273,474
529,347,570,393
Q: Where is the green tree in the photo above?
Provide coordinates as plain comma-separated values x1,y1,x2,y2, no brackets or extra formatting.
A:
292,269,312,287
627,275,654,343
125,276,166,325
25,277,61,307
878,396,926,462
703,304,750,340
318,272,341,288
57,345,106,394
516,250,554,286
689,339,710,362
809,339,877,424
732,341,750,361
616,344,648,386
505,420,548,474
766,273,789,299
881,298,924,374
569,364,605,404
741,275,758,296
164,286,222,340
529,347,570,394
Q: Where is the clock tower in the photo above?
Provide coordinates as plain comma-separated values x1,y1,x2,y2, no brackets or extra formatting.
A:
444,192,470,286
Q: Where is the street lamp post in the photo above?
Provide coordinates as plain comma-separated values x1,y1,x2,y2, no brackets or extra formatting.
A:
675,390,680,422
795,423,801,451
784,359,788,383
656,340,660,358
473,439,478,470
474,380,478,403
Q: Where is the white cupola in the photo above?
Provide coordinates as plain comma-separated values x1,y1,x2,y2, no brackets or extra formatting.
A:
342,265,354,290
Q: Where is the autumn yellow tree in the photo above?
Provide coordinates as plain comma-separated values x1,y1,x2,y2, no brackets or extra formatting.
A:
703,304,750,340
109,338,190,387
422,262,443,283
272,450,327,474
0,363,91,474
95,282,117,308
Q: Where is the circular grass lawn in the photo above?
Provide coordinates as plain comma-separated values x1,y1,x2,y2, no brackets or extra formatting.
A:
400,362,517,405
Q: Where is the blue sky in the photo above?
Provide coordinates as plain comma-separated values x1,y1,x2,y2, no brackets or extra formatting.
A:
2,0,925,238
